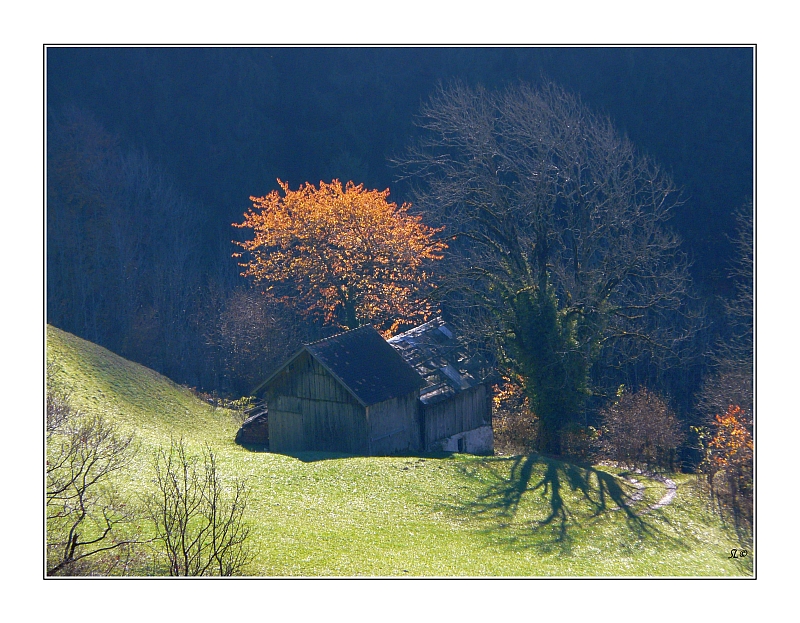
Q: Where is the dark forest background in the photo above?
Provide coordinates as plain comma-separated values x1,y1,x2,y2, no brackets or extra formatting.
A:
46,46,753,429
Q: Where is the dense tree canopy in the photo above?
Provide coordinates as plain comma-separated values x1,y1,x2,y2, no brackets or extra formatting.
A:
46,108,205,380
234,179,446,334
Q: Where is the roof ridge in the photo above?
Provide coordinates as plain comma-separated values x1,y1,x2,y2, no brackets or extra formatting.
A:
304,324,375,348
387,316,445,341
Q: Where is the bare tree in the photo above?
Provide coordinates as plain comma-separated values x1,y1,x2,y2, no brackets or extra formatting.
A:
190,281,311,395
46,380,138,575
214,287,307,395
698,203,754,420
47,107,209,386
398,81,696,453
144,439,253,576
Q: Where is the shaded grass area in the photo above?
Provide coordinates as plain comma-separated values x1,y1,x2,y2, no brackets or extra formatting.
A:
46,325,753,576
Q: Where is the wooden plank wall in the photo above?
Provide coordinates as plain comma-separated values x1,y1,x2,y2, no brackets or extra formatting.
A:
423,384,491,450
269,410,306,451
367,393,421,455
265,352,368,454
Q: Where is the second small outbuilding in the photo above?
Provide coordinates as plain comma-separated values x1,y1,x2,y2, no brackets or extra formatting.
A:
388,317,493,454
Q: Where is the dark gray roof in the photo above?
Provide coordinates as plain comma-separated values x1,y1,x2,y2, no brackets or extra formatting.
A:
387,317,487,405
254,325,424,406
305,326,424,406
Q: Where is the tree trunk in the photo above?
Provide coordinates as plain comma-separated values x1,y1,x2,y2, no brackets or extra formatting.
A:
344,299,359,330
512,287,587,456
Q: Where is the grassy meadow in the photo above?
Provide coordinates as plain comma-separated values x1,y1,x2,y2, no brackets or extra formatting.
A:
46,325,753,577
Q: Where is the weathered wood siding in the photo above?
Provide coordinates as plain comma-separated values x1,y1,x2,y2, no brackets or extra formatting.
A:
265,352,368,454
422,384,491,451
366,394,422,455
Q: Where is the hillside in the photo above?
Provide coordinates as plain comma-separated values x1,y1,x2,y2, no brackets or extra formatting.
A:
46,325,239,444
45,325,753,576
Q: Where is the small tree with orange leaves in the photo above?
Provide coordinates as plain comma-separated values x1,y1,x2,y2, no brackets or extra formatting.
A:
234,180,446,335
699,405,753,522
491,375,538,455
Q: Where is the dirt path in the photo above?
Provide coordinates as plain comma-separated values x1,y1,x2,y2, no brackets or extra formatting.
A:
643,471,678,512
608,467,677,515
621,469,677,514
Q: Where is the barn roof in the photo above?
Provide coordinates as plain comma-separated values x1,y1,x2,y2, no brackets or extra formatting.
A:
254,325,425,407
387,317,487,405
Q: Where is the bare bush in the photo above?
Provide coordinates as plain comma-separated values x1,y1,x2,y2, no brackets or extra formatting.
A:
560,423,600,464
144,439,253,576
46,387,138,575
599,388,684,471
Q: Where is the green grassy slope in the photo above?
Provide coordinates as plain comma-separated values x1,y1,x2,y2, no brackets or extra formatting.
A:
46,325,753,576
46,325,238,445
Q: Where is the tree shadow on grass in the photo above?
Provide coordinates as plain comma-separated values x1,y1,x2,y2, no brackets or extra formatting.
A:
444,453,681,554
692,475,753,548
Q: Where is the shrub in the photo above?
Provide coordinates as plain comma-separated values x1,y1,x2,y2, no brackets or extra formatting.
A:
144,439,253,576
492,377,538,455
599,388,684,471
560,423,600,463
46,386,139,575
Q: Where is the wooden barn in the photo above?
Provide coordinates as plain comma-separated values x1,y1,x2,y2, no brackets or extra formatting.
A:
388,318,493,454
249,325,425,455
239,319,493,456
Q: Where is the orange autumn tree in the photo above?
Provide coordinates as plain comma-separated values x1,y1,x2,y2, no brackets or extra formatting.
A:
707,406,753,469
706,405,753,492
697,404,753,522
233,179,446,335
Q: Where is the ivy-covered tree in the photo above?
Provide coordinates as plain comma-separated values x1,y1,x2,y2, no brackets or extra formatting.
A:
234,179,446,335
399,82,695,453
